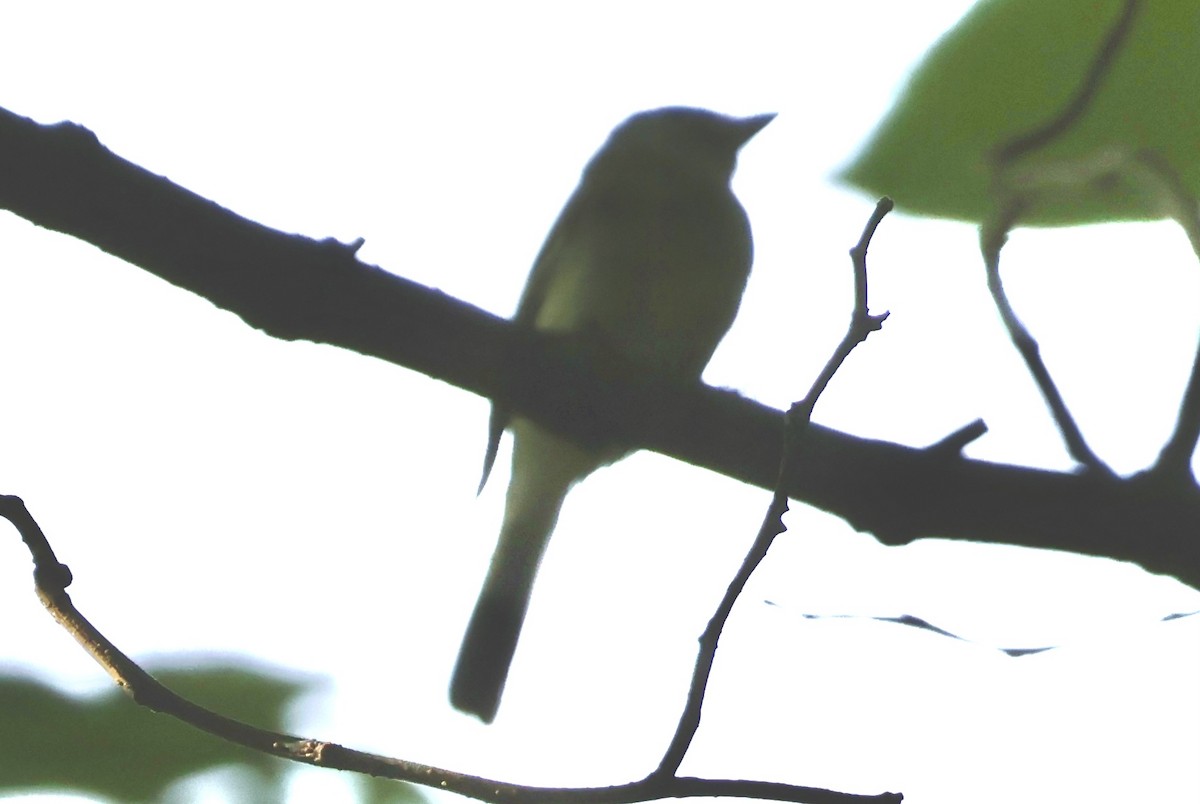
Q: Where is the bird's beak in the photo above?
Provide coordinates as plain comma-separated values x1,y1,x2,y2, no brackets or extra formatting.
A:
736,113,776,144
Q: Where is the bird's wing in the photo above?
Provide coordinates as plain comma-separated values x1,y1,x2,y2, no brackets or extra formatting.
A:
513,189,587,326
477,404,507,495
478,187,588,494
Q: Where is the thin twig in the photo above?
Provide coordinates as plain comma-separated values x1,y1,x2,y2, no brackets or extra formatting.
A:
984,0,1142,478
1120,150,1200,483
652,198,892,785
1,494,897,804
926,419,989,458
980,204,1115,476
992,0,1141,165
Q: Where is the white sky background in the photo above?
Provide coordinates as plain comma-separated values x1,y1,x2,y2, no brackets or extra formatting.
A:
2,2,1199,803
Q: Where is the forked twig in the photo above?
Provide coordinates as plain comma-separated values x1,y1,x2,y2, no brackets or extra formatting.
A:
984,0,1142,477
979,203,1115,476
1121,150,1200,483
651,199,892,791
992,0,1140,165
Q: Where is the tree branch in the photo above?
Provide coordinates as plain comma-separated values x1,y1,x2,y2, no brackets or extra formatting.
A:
2,105,1198,590
0,495,901,804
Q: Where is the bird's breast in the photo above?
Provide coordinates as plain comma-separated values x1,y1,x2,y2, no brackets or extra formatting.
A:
532,183,752,378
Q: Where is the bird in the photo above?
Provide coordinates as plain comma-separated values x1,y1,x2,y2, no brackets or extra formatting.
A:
449,106,774,723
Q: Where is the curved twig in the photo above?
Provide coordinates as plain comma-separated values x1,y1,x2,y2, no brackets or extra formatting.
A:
652,199,892,784
984,0,1143,477
993,0,1141,165
1,494,899,804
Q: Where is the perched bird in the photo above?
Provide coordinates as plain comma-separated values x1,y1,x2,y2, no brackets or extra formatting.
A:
450,106,773,722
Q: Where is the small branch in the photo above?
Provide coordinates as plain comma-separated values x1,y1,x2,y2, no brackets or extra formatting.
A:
651,499,786,779
981,0,1145,478
927,419,989,458
801,197,893,423
980,205,1115,476
652,200,892,789
992,0,1141,165
1,494,897,804
1119,150,1200,483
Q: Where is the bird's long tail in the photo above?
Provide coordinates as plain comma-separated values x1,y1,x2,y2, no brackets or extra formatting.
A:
450,420,597,722
450,518,553,722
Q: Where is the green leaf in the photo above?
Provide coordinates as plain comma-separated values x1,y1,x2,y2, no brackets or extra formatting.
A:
840,0,1200,226
0,661,428,803
0,662,303,802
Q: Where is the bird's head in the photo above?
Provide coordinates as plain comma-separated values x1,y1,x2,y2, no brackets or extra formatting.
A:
588,106,775,183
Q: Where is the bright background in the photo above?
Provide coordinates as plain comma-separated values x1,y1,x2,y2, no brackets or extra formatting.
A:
2,3,1198,803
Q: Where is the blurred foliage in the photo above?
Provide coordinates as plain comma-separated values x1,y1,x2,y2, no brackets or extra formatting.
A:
841,0,1200,226
0,662,423,803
